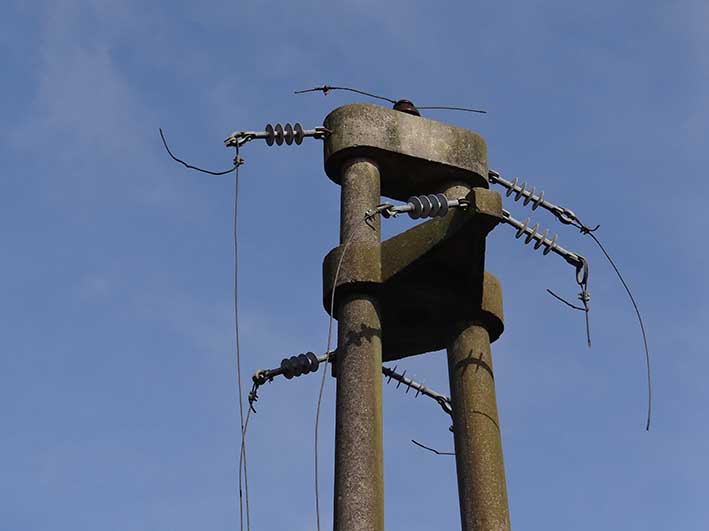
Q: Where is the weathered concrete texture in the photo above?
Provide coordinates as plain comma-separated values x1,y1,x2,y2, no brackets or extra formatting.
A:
448,323,510,531
333,159,384,531
324,103,488,201
322,187,504,361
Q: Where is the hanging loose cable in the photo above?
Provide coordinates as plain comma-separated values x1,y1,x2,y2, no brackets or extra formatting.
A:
160,128,252,524
563,212,652,431
313,209,381,531
490,170,651,430
231,145,252,531
584,231,652,431
159,128,242,175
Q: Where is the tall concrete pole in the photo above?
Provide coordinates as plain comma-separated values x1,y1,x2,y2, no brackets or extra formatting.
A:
440,181,511,531
333,159,384,531
322,103,508,531
448,322,510,531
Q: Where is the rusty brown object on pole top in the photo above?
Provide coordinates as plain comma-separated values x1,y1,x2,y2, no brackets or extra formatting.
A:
392,99,421,116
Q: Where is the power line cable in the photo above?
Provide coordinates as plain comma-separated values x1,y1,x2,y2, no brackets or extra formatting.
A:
294,85,486,114
232,145,252,530
584,231,652,431
295,84,397,104
159,128,240,175
411,439,455,456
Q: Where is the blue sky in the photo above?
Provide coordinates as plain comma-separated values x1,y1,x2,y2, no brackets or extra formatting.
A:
1,1,707,529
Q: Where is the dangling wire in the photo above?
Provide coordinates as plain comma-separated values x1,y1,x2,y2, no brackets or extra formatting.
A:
561,213,651,431
160,129,252,524
314,208,381,531
231,144,252,531
159,128,242,175
546,258,592,348
586,231,652,431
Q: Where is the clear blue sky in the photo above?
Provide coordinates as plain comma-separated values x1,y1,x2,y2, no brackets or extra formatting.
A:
2,1,707,529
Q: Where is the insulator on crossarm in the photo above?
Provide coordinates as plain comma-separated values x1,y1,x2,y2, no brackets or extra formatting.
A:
263,123,306,147
407,193,452,219
503,176,546,211
280,352,320,379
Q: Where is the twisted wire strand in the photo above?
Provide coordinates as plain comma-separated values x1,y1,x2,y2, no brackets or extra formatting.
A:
159,128,238,175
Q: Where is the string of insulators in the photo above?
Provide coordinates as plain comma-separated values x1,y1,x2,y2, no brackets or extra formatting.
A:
488,170,579,226
382,365,453,417
379,193,466,220
502,209,585,271
224,123,330,148
265,123,303,146
281,352,321,379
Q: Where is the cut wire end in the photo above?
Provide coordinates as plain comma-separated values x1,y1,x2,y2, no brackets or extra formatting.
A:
159,128,240,175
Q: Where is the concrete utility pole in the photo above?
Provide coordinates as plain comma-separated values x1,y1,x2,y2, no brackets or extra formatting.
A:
322,103,510,531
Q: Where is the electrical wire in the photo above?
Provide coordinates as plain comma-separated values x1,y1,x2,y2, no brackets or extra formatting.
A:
294,85,487,114
417,105,487,114
232,145,252,531
411,439,455,456
238,406,253,529
314,211,378,531
295,84,397,104
159,128,239,175
585,231,652,431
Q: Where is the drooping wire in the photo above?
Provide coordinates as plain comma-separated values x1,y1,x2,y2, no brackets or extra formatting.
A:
585,231,652,431
314,209,380,531
160,128,252,524
295,84,397,104
231,144,251,531
546,267,592,348
159,128,240,175
557,211,651,430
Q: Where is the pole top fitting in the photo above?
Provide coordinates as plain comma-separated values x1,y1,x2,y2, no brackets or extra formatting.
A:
393,99,421,117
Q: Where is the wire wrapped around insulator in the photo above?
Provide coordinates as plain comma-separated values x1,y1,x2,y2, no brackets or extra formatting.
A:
407,193,450,219
264,123,305,146
281,352,320,379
